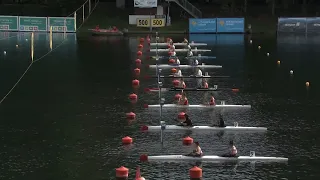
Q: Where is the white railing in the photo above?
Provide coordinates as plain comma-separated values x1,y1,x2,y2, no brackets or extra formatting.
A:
167,0,202,18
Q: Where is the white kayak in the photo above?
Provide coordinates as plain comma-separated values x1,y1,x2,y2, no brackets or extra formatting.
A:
147,64,222,69
150,49,211,52
145,75,229,79
140,153,288,162
150,42,207,46
144,104,251,109
151,55,217,60
141,125,267,132
144,87,220,92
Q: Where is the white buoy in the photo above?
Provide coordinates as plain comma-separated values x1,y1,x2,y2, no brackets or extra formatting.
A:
290,70,293,75
267,53,270,56
16,44,18,48
25,39,28,41
250,40,252,44
3,51,6,55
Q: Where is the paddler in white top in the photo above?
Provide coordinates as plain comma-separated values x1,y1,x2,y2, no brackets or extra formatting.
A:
196,68,203,76
176,58,180,65
169,38,173,44
183,38,188,43
178,91,189,105
194,59,199,66
173,51,176,56
222,141,238,157
187,50,193,57
179,80,186,89
175,69,182,77
187,142,203,157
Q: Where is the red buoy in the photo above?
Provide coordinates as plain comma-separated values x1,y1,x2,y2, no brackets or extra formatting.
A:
137,51,142,57
173,80,180,86
135,59,141,65
174,94,182,100
122,136,133,144
140,154,148,162
132,79,140,87
168,51,173,56
138,44,143,49
129,93,138,100
189,166,202,179
126,112,136,120
146,38,150,43
169,59,175,64
116,166,129,179
171,68,177,73
183,136,193,145
140,125,148,131
178,112,186,120
140,38,144,42
134,68,140,75
167,44,171,48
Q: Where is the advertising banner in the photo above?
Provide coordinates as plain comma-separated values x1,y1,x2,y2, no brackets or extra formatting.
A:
306,17,320,33
134,0,157,8
277,17,307,33
189,18,217,33
19,16,47,32
216,18,245,33
189,34,244,45
0,16,19,31
48,17,76,32
136,18,165,27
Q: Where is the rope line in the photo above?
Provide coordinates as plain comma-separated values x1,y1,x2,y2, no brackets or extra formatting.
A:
0,0,99,105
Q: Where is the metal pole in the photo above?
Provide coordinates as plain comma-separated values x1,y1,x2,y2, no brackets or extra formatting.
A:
149,13,152,32
167,2,170,26
160,103,163,143
82,5,85,22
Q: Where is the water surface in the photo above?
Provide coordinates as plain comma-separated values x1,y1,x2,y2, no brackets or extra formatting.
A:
0,32,319,179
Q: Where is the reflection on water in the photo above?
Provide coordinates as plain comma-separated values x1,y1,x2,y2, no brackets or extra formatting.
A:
189,34,244,45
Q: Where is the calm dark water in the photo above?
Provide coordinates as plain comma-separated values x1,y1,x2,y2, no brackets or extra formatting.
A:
0,32,320,180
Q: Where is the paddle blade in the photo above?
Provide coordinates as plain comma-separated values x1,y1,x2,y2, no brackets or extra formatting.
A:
136,166,141,178
232,88,239,92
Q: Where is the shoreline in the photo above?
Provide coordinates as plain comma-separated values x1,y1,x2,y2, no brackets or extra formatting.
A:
82,30,275,37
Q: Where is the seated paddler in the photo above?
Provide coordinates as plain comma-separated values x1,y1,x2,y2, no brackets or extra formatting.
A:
187,142,203,157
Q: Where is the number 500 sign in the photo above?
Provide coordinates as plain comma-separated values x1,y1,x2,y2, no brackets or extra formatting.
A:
136,18,165,27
